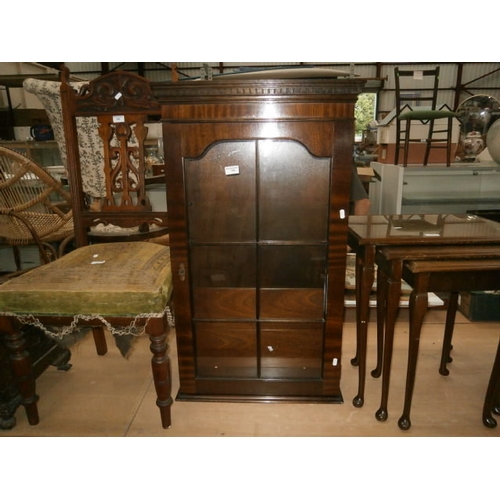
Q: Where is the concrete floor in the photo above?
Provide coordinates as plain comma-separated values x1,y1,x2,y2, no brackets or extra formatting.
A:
4,308,499,438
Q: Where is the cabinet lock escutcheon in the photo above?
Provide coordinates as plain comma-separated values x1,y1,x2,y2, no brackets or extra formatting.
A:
178,263,186,281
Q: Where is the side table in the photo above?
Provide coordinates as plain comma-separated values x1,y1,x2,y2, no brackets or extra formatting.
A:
347,214,500,409
376,249,500,430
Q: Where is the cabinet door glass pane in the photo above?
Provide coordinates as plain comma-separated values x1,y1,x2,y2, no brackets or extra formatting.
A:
259,245,326,319
259,245,326,288
185,141,256,242
195,322,257,378
259,289,325,319
191,245,256,319
191,245,256,287
259,140,330,242
260,322,323,379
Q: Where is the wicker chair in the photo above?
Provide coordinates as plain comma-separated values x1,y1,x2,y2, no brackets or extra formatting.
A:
0,146,74,273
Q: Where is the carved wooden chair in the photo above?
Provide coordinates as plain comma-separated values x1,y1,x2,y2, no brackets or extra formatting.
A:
23,75,168,245
59,67,168,245
0,146,74,274
0,70,174,429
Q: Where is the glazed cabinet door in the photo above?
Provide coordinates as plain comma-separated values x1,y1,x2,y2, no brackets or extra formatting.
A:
186,141,258,379
183,139,332,395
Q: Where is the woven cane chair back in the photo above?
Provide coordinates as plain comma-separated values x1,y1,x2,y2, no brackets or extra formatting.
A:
0,146,74,264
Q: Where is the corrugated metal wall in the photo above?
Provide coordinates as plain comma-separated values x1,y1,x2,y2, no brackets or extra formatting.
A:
375,63,500,119
26,62,500,118
63,62,500,111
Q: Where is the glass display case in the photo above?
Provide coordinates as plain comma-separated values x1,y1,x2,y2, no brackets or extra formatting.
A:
369,161,500,215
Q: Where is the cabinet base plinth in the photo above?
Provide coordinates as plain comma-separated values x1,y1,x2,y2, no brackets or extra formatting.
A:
175,391,343,404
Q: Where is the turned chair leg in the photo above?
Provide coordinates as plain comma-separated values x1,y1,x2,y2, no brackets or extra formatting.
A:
0,316,39,425
92,326,108,355
146,316,173,429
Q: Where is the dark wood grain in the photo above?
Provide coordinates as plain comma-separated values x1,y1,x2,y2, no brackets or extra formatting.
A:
160,77,365,402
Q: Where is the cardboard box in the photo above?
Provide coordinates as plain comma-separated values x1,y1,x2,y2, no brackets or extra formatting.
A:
458,291,500,321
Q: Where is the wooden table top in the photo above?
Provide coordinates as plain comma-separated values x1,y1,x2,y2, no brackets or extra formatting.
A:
348,214,500,246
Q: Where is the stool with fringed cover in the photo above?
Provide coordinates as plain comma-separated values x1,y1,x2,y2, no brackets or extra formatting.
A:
0,241,174,428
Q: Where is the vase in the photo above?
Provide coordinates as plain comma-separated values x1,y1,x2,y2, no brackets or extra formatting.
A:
486,119,500,165
463,131,485,161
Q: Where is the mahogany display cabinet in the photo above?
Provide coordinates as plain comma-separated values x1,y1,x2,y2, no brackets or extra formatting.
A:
153,75,365,403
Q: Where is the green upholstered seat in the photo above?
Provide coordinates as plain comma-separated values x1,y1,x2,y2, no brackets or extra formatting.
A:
0,241,173,317
398,109,457,121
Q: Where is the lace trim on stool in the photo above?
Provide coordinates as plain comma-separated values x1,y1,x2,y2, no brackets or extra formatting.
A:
2,305,175,340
